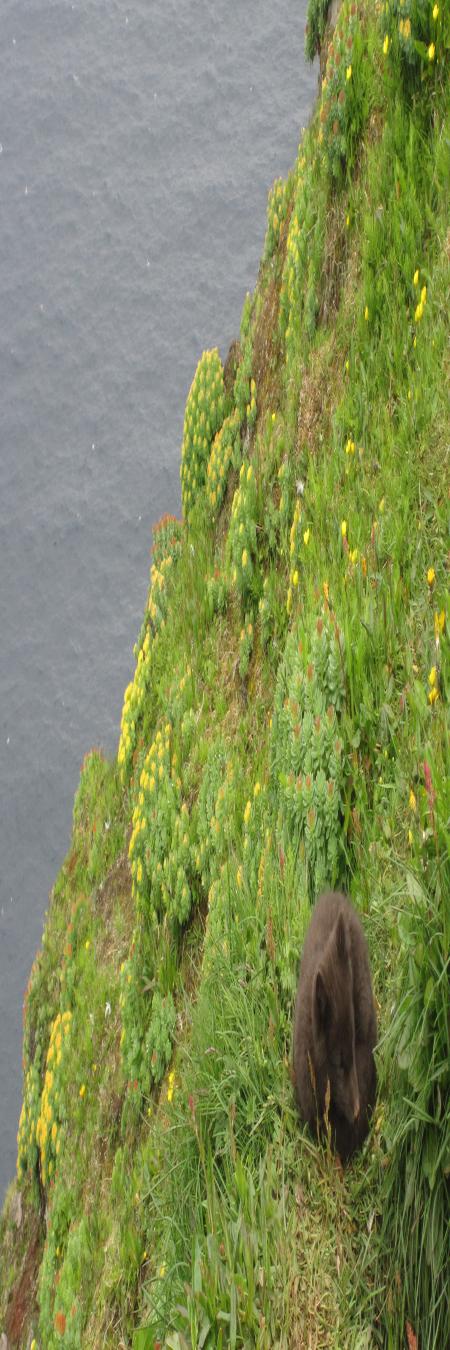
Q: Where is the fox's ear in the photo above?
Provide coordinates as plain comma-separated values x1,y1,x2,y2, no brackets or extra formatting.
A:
314,969,329,1030
335,911,348,963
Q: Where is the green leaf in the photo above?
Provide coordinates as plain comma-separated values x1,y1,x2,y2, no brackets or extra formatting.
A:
230,1282,237,1349
132,1329,154,1350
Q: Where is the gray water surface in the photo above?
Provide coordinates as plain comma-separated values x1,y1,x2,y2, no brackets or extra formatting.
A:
0,0,316,1201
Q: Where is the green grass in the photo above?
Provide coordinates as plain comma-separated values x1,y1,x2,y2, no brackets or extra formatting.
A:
1,3,448,1347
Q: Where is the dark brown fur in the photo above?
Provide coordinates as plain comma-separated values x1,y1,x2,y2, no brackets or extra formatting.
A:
293,891,377,1162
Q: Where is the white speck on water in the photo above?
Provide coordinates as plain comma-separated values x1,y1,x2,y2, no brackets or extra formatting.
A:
6,737,10,745
138,514,142,522
24,184,28,195
0,145,3,155
92,442,95,450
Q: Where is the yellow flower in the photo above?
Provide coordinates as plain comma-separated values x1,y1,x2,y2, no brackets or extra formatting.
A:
303,528,310,546
254,781,261,797
292,569,299,587
167,1070,175,1103
434,610,445,638
415,301,423,322
428,667,437,688
428,42,435,61
383,34,390,55
409,789,416,813
236,866,243,889
244,800,252,826
433,4,439,17
346,65,352,80
379,497,385,513
408,829,413,847
427,567,435,586
350,548,358,565
79,1084,86,1098
341,520,347,538
413,269,419,286
420,285,427,305
428,686,439,705
242,549,248,568
364,305,369,321
159,1264,166,1279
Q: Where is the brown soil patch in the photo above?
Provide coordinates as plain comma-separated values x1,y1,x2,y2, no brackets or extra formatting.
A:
94,850,131,922
4,1218,41,1347
296,332,343,462
318,197,349,327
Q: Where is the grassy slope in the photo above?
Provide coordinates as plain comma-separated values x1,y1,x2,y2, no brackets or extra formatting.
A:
1,3,448,1348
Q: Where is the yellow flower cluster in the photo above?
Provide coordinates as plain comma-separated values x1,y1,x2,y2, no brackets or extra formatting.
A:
399,16,411,39
16,1061,40,1183
265,177,289,259
180,349,225,517
428,667,439,705
118,627,155,779
36,1010,72,1186
243,780,266,855
434,609,445,640
227,462,258,601
129,724,173,900
246,377,257,427
118,548,178,779
206,410,240,515
414,276,428,324
167,1069,176,1103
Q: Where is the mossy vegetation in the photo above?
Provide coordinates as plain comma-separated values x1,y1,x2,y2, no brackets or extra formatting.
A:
1,2,449,1346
